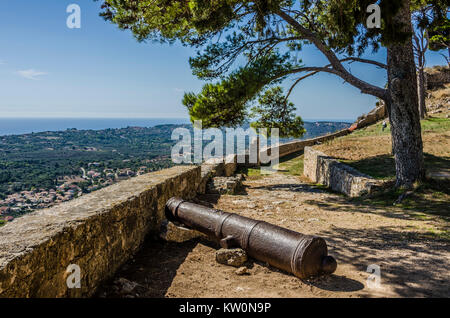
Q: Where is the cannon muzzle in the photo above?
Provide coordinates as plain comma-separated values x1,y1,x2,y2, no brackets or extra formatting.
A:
165,197,337,279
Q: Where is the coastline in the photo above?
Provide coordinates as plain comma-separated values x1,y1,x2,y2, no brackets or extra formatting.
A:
0,117,354,136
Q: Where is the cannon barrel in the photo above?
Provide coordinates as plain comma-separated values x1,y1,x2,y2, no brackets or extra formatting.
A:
165,197,337,279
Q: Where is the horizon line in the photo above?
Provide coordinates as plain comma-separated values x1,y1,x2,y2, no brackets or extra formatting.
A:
0,116,355,122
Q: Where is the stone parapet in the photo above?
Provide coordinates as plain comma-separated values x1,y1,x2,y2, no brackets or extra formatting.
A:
303,147,377,197
0,166,201,298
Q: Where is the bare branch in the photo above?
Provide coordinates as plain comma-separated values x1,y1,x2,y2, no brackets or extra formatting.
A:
285,70,322,100
341,57,387,69
275,9,388,100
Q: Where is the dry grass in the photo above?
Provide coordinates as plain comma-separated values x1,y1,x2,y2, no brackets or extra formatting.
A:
429,83,450,101
425,65,449,75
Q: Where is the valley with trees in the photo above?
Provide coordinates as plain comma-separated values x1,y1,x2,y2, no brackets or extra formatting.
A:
0,125,181,221
0,121,349,223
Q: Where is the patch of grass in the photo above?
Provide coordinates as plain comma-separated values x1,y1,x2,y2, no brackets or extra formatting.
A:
236,166,262,179
424,227,450,241
348,116,450,139
238,151,305,178
343,153,450,180
277,152,304,176
247,168,262,178
421,116,450,132
311,183,328,190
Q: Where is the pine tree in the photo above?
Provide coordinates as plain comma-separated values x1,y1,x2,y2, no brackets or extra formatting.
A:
412,1,448,118
98,0,447,188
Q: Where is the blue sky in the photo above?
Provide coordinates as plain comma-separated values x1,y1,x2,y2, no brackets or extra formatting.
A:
0,1,447,121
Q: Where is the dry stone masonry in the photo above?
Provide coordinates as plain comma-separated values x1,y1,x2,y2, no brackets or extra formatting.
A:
259,128,351,160
206,174,244,195
0,166,201,298
303,147,378,197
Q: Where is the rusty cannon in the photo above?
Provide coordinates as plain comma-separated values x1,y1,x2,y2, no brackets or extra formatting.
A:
165,197,337,279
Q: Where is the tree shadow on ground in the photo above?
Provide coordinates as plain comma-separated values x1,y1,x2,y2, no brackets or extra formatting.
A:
316,225,450,297
306,194,449,220
251,183,329,194
344,153,450,180
298,176,449,222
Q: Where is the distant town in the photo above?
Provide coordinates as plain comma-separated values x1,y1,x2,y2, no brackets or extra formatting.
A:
0,124,184,224
0,157,172,221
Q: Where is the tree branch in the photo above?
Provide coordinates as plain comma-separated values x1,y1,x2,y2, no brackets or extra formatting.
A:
285,71,322,100
276,9,388,100
341,57,387,69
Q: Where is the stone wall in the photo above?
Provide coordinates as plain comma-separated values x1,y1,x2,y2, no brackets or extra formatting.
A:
303,147,377,197
198,155,238,194
259,128,350,162
350,103,387,131
0,166,201,298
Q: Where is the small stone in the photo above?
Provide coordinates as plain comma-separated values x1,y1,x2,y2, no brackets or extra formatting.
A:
216,248,247,267
160,220,202,243
308,218,319,222
235,267,248,276
115,278,139,294
206,175,243,195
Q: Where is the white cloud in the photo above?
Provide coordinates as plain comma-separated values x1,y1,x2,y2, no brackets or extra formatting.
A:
17,69,47,80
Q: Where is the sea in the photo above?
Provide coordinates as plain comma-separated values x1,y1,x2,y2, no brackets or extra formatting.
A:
0,117,355,136
0,118,191,136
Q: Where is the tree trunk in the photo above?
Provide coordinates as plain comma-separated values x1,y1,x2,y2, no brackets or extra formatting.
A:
386,0,425,188
448,47,450,67
417,66,427,119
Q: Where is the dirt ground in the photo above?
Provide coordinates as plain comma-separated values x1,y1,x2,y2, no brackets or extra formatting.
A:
96,172,450,298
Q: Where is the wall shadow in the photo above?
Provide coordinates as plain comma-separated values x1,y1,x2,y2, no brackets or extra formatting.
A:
95,238,200,298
